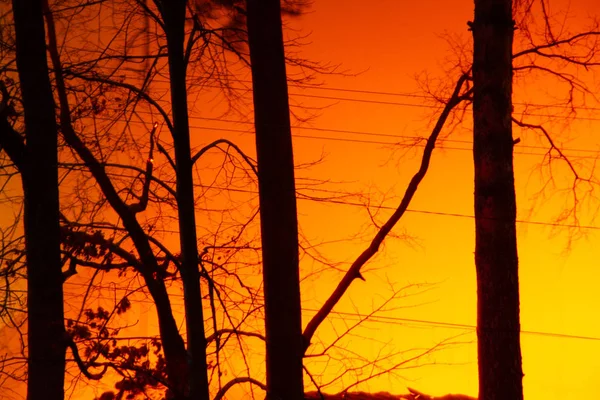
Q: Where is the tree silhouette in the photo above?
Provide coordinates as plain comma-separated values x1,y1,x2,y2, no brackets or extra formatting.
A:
2,1,600,399
247,1,305,399
152,1,212,398
9,1,66,399
471,0,523,399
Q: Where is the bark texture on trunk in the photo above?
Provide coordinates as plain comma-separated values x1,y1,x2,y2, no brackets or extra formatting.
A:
246,1,304,399
12,1,66,399
472,1,524,399
158,2,210,399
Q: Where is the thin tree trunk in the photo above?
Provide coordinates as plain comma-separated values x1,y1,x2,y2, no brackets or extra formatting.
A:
11,1,65,399
158,2,210,399
246,1,304,399
471,0,524,399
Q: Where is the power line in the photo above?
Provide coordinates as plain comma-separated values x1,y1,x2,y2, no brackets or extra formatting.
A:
132,76,600,113
99,106,600,157
302,308,600,342
287,82,600,112
291,92,437,108
290,83,600,113
59,281,600,343
77,114,600,228
186,181,600,230
187,124,600,160
188,115,600,156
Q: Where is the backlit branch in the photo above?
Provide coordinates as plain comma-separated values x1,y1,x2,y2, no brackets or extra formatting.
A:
128,123,157,214
511,116,580,179
191,138,258,176
66,337,108,381
302,72,472,351
0,82,24,171
213,377,266,400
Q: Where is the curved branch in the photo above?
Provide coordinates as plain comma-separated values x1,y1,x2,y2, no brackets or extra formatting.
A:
66,337,108,380
213,377,266,400
191,138,257,175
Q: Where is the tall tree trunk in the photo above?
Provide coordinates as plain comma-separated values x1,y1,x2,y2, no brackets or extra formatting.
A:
471,1,524,399
157,2,210,399
11,1,66,399
246,1,304,399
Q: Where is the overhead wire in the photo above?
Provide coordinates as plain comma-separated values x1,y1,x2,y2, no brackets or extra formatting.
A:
59,281,600,343
81,114,600,229
94,112,600,159
189,182,600,231
127,75,600,113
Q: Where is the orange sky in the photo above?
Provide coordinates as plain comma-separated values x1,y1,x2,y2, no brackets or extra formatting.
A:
271,0,600,398
3,1,600,399
168,0,600,397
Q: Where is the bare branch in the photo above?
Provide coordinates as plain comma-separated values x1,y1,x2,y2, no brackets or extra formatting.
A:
213,377,266,400
191,138,257,176
302,72,472,351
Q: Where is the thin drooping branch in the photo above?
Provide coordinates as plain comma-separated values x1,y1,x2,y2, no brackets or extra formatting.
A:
213,377,267,400
65,338,108,381
511,116,580,178
191,138,257,175
302,72,472,351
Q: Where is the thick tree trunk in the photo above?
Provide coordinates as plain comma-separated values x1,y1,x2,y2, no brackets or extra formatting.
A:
246,1,304,399
11,1,66,399
158,2,210,399
471,1,524,399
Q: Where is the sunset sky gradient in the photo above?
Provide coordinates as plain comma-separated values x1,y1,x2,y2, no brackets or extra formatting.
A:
3,1,600,399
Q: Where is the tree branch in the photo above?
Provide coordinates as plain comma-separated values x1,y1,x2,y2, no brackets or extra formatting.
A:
213,377,266,400
0,82,25,172
128,123,157,214
191,138,258,176
66,337,108,380
302,72,471,351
